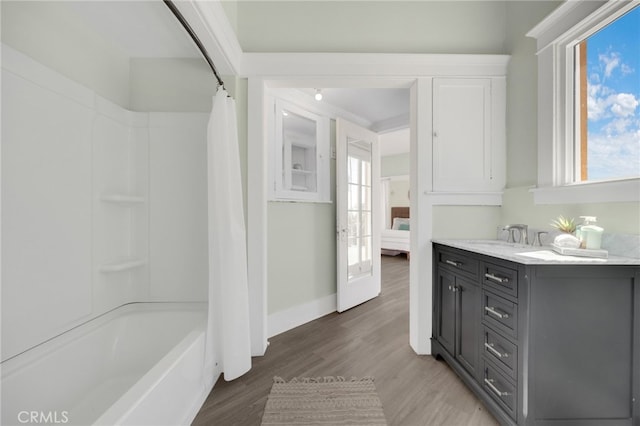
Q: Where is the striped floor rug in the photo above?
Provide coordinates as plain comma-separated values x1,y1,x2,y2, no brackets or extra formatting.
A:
261,376,388,426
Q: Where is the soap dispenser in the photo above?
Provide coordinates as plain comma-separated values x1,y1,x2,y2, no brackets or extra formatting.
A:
575,216,592,248
581,216,604,250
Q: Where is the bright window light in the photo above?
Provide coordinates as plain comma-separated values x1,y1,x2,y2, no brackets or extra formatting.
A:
575,5,640,182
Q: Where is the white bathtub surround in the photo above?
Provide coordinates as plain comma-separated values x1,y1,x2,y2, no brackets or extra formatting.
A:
1,303,210,426
205,87,252,383
1,45,209,361
2,43,212,425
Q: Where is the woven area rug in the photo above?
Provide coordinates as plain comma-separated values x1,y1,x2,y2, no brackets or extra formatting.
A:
261,376,388,426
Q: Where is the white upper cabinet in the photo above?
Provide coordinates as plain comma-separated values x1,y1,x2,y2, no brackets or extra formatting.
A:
270,98,330,202
432,77,505,193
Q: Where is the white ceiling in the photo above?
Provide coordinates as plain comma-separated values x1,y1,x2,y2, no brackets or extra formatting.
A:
300,87,410,133
315,88,409,127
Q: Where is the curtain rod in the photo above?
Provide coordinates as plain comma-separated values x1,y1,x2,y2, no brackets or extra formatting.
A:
163,0,226,90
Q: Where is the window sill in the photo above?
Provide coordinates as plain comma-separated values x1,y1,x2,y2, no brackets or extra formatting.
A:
530,179,640,205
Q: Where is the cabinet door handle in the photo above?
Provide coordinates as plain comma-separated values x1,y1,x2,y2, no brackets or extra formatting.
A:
484,342,508,358
484,306,509,319
485,273,509,283
445,259,462,267
484,378,510,397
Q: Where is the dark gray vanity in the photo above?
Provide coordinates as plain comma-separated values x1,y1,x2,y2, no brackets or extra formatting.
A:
432,240,640,426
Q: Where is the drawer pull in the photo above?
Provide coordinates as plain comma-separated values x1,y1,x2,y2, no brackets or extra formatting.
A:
445,259,462,267
485,306,509,319
484,342,508,358
484,378,510,397
485,272,509,283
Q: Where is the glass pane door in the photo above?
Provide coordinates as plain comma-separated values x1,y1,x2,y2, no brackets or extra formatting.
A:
347,138,373,280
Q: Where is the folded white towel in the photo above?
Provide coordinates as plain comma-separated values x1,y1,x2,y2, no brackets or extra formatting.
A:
553,233,581,248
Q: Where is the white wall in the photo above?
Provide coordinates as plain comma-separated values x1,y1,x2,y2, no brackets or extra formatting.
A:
2,50,94,360
149,113,209,301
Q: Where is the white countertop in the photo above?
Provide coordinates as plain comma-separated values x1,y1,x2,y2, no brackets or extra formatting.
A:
432,239,640,266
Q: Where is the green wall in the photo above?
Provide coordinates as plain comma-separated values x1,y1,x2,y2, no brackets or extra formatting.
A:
381,153,410,178
501,187,640,235
267,202,337,313
236,1,507,54
266,120,337,315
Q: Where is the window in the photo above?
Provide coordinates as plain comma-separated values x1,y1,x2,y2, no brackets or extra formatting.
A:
527,0,640,204
575,6,640,182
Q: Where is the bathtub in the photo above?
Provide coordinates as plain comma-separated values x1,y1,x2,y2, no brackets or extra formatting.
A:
1,302,215,426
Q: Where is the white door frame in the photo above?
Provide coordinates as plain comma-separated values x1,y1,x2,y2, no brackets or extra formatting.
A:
247,76,432,356
245,56,508,357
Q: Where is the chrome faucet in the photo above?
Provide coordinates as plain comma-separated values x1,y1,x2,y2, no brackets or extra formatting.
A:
503,224,529,245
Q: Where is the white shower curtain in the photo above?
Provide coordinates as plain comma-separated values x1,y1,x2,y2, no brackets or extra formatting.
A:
204,87,251,385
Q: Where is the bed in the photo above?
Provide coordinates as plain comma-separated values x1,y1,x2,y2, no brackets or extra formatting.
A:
381,207,410,259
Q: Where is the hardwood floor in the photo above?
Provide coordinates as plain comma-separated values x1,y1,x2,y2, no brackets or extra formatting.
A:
192,255,498,426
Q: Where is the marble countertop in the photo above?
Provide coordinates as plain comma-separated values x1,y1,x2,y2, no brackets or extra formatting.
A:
432,239,640,266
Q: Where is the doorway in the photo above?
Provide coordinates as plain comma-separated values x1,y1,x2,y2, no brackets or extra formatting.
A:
250,81,419,353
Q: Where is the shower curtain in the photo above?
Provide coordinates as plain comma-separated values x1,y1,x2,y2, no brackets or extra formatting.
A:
204,87,251,385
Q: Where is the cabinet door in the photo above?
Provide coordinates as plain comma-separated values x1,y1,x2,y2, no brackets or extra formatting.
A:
436,270,456,355
456,276,479,377
271,98,330,202
433,78,499,192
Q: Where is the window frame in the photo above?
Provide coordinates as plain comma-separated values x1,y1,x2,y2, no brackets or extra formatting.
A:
527,0,640,204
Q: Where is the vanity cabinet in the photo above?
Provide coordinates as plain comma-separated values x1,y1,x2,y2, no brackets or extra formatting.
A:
435,248,481,379
432,243,640,426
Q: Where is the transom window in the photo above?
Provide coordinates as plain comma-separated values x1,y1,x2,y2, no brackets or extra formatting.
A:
575,5,640,182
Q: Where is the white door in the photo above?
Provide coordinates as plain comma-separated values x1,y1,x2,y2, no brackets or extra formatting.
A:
336,118,381,312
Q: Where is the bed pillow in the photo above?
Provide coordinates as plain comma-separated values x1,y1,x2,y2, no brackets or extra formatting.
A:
392,218,410,230
398,223,410,231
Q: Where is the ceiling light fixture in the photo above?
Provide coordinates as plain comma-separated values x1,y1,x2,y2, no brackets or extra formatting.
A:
314,89,323,101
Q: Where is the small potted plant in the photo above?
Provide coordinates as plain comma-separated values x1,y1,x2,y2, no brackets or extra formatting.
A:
550,215,576,234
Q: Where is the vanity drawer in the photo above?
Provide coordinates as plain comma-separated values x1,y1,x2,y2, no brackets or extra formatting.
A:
437,249,478,278
482,290,518,339
483,326,517,379
483,262,518,299
483,359,517,420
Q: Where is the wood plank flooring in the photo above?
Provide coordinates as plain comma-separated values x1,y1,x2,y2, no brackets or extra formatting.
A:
192,255,498,426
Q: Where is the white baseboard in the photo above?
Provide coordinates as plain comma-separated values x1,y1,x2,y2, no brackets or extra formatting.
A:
268,293,337,338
